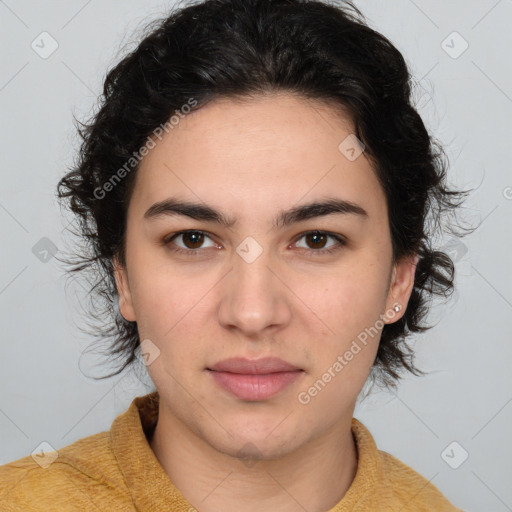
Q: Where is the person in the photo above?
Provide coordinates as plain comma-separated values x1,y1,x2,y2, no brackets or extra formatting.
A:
0,0,471,510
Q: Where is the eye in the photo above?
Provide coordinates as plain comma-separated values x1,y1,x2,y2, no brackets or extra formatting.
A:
293,231,346,255
163,230,219,254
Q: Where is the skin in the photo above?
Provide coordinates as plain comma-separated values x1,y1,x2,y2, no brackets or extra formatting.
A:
114,92,418,512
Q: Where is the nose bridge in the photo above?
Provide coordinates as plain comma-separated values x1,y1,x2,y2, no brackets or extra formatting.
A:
218,239,290,335
234,245,273,291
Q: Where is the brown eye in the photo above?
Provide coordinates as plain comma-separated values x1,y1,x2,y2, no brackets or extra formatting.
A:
180,231,205,249
304,232,328,249
164,230,218,253
294,231,346,255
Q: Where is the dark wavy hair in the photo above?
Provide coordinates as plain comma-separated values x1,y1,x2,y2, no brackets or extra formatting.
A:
57,0,474,391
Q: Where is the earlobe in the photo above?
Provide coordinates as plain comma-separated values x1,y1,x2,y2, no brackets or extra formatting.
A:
384,253,419,323
113,256,137,322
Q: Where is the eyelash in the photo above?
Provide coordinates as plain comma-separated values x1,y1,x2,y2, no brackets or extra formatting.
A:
162,230,346,256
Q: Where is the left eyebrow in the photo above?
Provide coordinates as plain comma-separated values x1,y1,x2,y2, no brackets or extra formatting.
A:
143,196,369,229
275,197,368,228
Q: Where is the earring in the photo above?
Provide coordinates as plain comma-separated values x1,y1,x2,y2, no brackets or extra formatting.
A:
393,304,402,312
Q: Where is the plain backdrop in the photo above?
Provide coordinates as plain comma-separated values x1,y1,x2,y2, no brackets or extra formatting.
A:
1,1,511,510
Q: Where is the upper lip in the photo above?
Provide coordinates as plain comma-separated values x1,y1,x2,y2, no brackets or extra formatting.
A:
208,357,302,374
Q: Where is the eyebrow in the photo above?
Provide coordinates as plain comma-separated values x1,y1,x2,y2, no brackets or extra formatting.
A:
143,196,368,229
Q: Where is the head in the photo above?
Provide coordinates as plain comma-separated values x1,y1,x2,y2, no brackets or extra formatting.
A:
57,0,470,453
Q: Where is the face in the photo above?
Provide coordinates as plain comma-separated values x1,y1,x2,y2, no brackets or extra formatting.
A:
114,92,417,460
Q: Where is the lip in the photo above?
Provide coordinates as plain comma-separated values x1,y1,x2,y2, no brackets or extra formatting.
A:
207,357,304,401
208,357,301,374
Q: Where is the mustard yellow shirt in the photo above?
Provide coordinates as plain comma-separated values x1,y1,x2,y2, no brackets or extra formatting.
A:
0,392,463,511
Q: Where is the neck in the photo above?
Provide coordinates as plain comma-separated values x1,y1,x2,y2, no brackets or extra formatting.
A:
149,404,358,512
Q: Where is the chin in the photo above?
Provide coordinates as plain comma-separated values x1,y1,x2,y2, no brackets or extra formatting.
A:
197,416,306,462
213,434,300,464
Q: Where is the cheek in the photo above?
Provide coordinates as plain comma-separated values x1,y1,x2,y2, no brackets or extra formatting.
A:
292,261,388,390
127,264,222,376
295,261,389,333
128,254,210,330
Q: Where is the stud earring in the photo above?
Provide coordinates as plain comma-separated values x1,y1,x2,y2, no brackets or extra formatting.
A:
393,304,402,312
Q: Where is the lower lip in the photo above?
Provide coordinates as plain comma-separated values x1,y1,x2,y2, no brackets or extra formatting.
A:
208,370,303,401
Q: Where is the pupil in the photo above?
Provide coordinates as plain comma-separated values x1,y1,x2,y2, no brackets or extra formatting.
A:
185,232,203,248
307,232,326,248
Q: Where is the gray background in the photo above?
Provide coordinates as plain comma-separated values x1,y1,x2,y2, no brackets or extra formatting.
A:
1,1,511,510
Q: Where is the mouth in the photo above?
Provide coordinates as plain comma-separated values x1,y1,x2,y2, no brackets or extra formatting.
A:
206,357,304,401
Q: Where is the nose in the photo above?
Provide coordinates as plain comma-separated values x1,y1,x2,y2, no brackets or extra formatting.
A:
217,245,292,338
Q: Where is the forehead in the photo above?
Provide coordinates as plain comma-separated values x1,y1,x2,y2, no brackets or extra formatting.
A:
130,92,387,222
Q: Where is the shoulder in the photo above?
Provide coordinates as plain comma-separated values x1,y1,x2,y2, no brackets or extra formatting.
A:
0,430,134,511
378,449,464,511
349,418,464,511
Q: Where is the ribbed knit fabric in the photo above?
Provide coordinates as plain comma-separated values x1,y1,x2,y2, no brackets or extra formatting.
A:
0,392,463,511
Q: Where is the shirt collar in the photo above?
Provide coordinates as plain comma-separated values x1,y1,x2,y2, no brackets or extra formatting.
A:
110,391,389,511
111,391,193,511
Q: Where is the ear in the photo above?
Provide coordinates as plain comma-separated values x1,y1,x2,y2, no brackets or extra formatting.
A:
384,253,419,324
113,256,136,322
